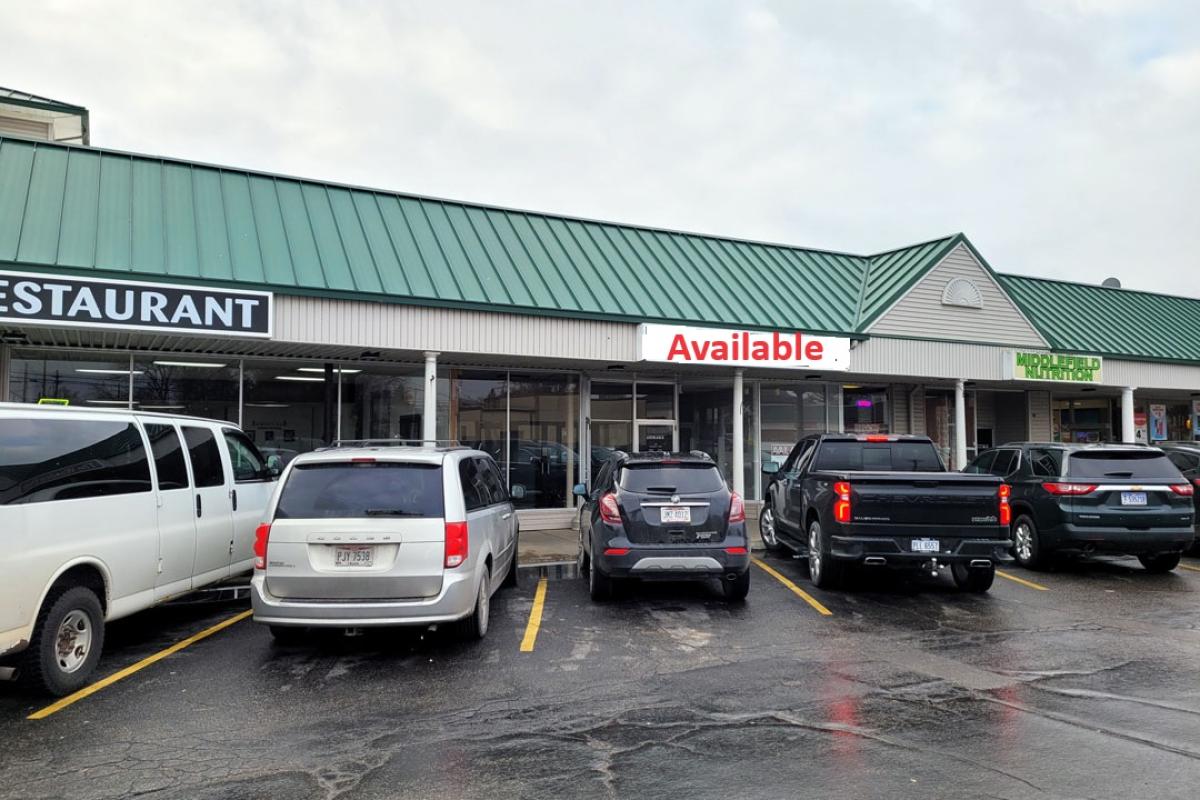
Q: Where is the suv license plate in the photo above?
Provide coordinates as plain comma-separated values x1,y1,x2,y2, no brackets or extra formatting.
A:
1121,492,1147,506
334,545,374,567
911,539,940,553
661,506,691,524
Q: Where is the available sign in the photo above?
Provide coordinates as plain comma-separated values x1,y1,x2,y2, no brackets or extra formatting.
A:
1004,350,1102,383
637,324,850,370
0,270,272,338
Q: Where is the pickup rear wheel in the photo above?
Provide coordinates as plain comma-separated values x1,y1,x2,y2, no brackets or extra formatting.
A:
759,505,783,553
807,519,842,590
951,562,995,593
1137,553,1181,573
1012,514,1043,570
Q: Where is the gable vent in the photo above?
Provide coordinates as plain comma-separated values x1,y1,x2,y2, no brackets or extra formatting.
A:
941,277,983,309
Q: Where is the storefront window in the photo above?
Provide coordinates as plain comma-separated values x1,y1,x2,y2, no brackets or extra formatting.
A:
133,358,239,421
760,383,828,466
1052,396,1112,444
636,382,675,419
339,367,424,444
8,349,133,407
590,382,634,476
843,386,889,435
678,381,754,493
509,374,579,510
925,389,976,468
242,361,334,465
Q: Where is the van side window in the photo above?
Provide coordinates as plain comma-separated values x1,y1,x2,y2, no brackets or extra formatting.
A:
145,423,190,490
479,458,508,505
0,418,152,505
182,427,226,488
458,459,487,511
222,428,269,482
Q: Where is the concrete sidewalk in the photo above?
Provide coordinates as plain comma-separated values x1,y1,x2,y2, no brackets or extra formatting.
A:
518,517,765,564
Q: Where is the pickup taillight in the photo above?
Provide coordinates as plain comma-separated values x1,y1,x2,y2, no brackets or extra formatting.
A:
253,523,271,570
833,481,851,523
999,484,1011,526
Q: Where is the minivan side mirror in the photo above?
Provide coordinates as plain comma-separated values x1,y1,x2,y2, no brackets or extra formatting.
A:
572,482,588,498
761,460,780,475
510,484,527,500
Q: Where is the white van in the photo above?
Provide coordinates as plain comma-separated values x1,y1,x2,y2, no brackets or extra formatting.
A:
0,403,278,695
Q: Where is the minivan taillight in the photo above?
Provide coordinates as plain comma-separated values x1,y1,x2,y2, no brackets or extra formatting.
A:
728,491,745,524
998,484,1011,526
253,523,271,570
599,492,622,525
1042,482,1097,496
1170,483,1195,496
445,521,468,568
833,481,852,523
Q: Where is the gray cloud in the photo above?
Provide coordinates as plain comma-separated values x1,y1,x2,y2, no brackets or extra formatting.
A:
3,0,1198,292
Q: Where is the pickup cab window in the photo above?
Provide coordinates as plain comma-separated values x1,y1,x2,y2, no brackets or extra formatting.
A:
814,441,942,472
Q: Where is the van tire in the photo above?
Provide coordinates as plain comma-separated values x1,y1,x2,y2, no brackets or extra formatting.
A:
269,625,307,645
1138,553,1181,573
502,534,520,589
455,572,491,640
21,586,105,697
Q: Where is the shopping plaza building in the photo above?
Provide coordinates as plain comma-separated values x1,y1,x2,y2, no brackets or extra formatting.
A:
2,92,1200,528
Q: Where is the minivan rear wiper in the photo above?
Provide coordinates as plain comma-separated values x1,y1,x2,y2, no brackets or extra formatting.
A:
365,508,422,516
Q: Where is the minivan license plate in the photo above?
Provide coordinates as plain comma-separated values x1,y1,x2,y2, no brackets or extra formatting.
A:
1121,492,1147,506
661,506,691,524
911,539,940,553
334,545,374,567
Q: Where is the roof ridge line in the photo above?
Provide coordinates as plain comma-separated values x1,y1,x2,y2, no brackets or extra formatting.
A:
998,272,1200,304
867,232,961,259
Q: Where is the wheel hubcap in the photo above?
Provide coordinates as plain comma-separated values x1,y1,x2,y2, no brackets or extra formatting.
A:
478,578,490,635
56,610,92,674
1015,524,1033,561
761,509,777,546
808,524,822,580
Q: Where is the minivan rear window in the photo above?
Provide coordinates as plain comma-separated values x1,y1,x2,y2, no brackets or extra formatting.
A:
275,462,445,519
1067,451,1185,481
814,441,943,472
618,464,725,493
0,418,152,505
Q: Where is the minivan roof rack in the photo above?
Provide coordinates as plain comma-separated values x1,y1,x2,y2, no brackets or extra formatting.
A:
323,438,469,451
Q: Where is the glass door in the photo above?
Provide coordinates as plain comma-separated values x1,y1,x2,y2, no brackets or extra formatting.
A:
636,423,675,453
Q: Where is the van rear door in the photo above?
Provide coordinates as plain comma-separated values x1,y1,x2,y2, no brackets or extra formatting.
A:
144,422,199,600
181,426,235,585
264,460,446,600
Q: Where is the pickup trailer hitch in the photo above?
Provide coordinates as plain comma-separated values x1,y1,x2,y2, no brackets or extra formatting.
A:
929,557,939,577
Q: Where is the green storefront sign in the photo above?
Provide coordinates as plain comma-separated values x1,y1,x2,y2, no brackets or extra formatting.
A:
1010,351,1103,383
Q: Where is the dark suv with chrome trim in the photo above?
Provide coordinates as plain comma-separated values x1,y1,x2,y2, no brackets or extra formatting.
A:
1158,442,1200,552
574,452,750,602
963,443,1196,572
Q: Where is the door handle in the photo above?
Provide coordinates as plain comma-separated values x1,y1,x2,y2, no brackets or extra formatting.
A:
196,494,202,518
501,512,513,520
231,488,238,511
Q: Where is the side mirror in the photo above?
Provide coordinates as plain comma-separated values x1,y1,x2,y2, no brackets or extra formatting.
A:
572,482,588,497
510,484,527,500
266,455,283,478
761,460,780,475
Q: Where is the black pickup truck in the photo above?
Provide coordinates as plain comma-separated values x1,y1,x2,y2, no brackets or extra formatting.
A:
759,434,1012,592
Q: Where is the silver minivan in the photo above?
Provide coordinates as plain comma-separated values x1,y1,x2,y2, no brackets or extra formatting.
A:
250,446,518,641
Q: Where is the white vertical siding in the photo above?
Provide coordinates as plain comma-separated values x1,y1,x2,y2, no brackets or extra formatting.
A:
868,244,1047,347
1027,391,1052,441
910,387,927,436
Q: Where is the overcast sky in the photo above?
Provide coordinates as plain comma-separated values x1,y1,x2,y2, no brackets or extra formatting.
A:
3,1,1198,293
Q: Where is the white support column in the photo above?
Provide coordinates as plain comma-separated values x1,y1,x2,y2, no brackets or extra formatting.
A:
1121,386,1136,443
732,369,745,496
954,379,967,470
0,342,10,402
423,352,439,445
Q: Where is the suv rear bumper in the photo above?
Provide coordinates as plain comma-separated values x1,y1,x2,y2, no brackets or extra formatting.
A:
597,546,751,580
829,535,1014,565
1041,524,1196,555
250,568,478,627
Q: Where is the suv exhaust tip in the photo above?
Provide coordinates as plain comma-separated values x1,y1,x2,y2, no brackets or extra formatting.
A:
863,556,887,566
0,666,17,682
969,559,993,569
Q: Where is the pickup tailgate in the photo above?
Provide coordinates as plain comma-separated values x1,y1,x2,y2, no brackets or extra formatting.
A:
845,472,1004,530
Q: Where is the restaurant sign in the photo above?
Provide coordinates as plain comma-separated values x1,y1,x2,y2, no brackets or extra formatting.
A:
0,270,273,338
638,324,850,370
1004,350,1102,383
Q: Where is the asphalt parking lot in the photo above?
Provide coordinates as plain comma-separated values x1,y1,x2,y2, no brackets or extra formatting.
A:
4,555,1200,800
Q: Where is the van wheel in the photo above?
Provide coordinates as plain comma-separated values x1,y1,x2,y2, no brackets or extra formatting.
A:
951,562,995,593
503,534,520,589
21,587,105,696
807,519,842,590
722,570,750,601
269,625,307,645
759,506,783,553
455,572,491,640
1138,553,1181,573
1012,514,1043,570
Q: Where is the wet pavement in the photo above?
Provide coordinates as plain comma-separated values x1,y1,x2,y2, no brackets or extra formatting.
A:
3,555,1200,799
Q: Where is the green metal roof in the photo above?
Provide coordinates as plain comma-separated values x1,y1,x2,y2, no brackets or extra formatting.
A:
999,275,1200,363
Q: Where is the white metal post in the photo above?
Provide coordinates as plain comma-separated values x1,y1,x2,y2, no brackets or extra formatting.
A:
1121,386,1136,443
237,359,244,427
0,342,10,401
732,369,744,495
954,379,967,469
423,352,438,445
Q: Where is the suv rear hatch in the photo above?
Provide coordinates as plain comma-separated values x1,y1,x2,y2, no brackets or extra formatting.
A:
265,460,447,600
1061,450,1194,528
616,462,732,544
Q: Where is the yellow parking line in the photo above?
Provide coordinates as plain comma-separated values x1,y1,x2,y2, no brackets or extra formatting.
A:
1178,563,1200,574
995,570,1050,591
752,557,833,616
519,577,548,652
28,609,253,720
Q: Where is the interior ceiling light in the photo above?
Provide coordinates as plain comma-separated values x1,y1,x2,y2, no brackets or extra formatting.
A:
297,367,361,374
275,376,325,382
85,399,130,405
76,368,143,375
140,405,186,410
245,402,290,408
153,361,227,369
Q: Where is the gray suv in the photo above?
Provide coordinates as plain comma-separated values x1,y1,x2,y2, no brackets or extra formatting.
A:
250,446,518,641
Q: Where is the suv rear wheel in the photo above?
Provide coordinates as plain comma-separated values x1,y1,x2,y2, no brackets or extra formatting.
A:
21,586,105,696
722,569,750,601
588,541,613,601
807,519,842,590
1012,514,1043,570
1138,553,1181,573
759,505,783,553
951,562,995,593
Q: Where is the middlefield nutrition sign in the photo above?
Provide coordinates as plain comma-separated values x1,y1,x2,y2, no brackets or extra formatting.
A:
1005,350,1103,383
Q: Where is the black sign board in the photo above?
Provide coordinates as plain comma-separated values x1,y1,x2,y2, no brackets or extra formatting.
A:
0,270,273,338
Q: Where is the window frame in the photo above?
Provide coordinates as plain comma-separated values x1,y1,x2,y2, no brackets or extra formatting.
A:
458,457,487,512
182,426,228,488
222,427,272,483
144,422,191,492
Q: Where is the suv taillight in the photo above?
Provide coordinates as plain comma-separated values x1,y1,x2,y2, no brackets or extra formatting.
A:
728,491,745,524
833,481,852,523
999,484,1011,526
1042,482,1097,495
1170,484,1195,496
599,492,622,525
253,523,271,570
445,521,468,568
